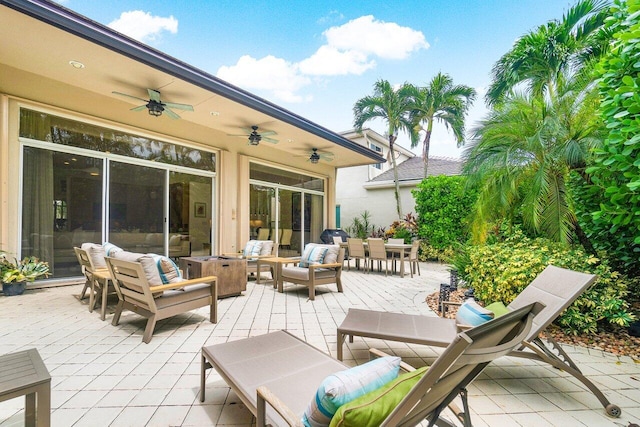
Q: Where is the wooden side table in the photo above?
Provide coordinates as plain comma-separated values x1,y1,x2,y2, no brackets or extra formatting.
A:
256,257,294,289
0,348,51,427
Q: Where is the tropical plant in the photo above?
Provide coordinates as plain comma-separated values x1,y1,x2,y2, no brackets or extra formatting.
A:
385,213,419,243
353,80,419,219
463,87,604,250
455,230,634,335
0,252,50,283
586,0,640,276
405,73,476,178
345,211,376,239
486,0,611,105
412,175,477,261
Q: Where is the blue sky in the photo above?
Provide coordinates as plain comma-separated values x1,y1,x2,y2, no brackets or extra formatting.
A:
59,0,572,158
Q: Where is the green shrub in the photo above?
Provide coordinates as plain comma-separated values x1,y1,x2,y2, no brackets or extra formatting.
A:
458,230,635,335
412,175,477,261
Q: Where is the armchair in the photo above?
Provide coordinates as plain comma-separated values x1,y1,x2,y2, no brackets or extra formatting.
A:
277,243,345,300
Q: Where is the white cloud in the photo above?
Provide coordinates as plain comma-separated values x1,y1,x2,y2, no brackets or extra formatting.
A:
324,15,428,60
217,15,428,102
317,10,344,25
217,55,311,103
108,11,178,43
298,46,374,76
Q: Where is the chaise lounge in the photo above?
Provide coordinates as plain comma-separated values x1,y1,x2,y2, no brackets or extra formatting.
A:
336,264,621,417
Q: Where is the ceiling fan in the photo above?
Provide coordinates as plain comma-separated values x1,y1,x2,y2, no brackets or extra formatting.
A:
112,88,194,119
228,125,278,145
296,148,334,164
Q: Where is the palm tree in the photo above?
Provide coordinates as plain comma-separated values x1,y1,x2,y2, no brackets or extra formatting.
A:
463,87,603,249
405,73,476,178
486,0,610,106
353,80,418,219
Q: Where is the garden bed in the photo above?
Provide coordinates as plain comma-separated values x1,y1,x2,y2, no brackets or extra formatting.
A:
426,290,640,360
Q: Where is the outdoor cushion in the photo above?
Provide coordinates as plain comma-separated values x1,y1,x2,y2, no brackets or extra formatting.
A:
103,242,123,257
260,240,274,256
138,254,183,286
299,245,328,268
485,301,510,317
329,366,428,427
281,267,336,281
81,242,107,269
456,299,494,327
302,356,401,427
243,240,264,257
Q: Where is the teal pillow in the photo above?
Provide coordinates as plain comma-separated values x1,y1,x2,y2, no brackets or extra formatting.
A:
299,245,328,268
455,299,494,327
329,366,428,427
302,356,401,427
485,301,510,317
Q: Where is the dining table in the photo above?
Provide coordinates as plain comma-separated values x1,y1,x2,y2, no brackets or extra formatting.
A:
339,241,413,278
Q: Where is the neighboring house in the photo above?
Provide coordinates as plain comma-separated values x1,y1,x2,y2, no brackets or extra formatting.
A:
0,0,383,284
337,129,461,230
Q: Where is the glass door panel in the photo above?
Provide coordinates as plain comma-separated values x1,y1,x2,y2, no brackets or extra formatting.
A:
108,162,164,253
306,193,324,244
249,184,275,242
22,148,103,277
171,172,212,256
278,189,300,257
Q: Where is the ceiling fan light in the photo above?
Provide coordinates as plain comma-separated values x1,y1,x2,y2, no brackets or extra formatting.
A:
147,102,164,117
310,154,320,164
248,133,261,145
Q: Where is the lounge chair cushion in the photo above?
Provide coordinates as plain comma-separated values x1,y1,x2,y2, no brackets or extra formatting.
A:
138,254,183,286
281,267,336,281
456,299,494,327
329,366,428,427
81,242,107,269
103,242,123,257
485,301,510,317
243,240,264,257
299,245,328,268
302,356,401,427
260,240,274,256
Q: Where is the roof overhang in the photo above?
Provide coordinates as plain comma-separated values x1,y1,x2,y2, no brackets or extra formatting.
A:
0,0,385,168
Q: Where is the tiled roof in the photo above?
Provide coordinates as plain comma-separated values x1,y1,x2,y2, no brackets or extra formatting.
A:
369,156,461,183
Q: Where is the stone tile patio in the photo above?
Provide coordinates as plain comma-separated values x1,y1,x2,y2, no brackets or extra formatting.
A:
1,262,638,426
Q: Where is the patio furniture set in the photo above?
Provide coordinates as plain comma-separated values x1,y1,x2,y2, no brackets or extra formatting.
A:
67,241,621,425
342,238,421,278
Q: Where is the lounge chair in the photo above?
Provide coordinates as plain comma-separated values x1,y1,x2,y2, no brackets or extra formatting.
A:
104,255,218,343
200,302,541,427
74,245,115,321
336,265,621,418
277,243,345,300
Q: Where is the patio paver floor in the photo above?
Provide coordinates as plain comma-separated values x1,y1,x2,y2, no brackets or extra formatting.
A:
1,261,639,426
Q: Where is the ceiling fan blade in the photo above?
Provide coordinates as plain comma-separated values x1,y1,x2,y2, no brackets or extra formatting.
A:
113,91,148,102
163,108,181,120
227,133,249,137
148,89,161,102
163,102,194,111
320,155,334,162
262,137,279,144
130,105,148,112
260,130,277,137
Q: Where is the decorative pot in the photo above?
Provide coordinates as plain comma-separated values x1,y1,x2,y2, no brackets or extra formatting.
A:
2,281,27,296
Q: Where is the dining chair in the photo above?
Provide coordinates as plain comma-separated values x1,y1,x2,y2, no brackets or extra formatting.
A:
386,238,404,272
346,238,367,272
367,238,389,276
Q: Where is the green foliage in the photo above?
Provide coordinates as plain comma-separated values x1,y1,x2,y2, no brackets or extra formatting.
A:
384,213,419,243
0,252,51,283
587,0,640,274
457,230,634,335
345,211,376,239
412,175,477,261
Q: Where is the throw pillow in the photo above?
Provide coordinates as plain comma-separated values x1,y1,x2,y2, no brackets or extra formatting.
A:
157,256,182,284
299,245,328,268
302,356,401,427
103,242,123,257
484,301,510,318
329,366,428,427
81,242,107,269
455,299,494,327
243,240,263,257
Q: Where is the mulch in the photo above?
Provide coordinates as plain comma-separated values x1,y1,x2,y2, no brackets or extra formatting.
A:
426,290,640,360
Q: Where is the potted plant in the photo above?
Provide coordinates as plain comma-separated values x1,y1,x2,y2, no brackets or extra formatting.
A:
1,252,50,296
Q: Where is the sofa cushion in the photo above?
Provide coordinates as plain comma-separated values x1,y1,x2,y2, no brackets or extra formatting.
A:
322,245,341,265
81,242,107,269
302,356,401,427
299,244,328,268
169,234,182,247
260,240,274,256
329,366,428,427
456,299,494,327
243,240,264,257
281,266,337,281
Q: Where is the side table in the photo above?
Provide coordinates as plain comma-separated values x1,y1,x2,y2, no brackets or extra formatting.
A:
256,257,293,289
0,348,51,427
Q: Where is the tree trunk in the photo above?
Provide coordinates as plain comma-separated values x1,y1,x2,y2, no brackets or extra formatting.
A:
389,135,403,219
423,129,432,179
574,221,598,257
